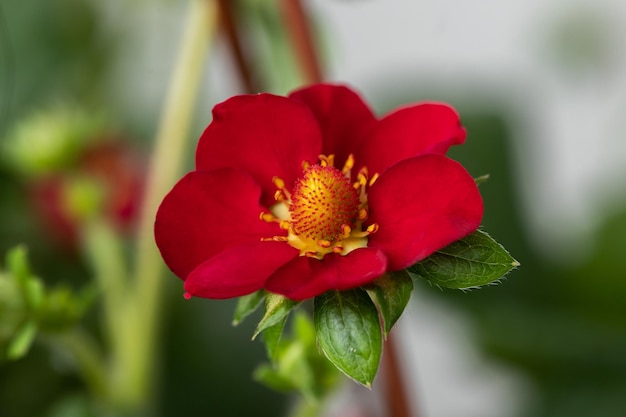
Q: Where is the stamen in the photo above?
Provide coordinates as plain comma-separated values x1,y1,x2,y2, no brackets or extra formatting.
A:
318,239,331,248
272,176,291,200
262,155,378,259
261,236,289,242
319,154,335,167
260,212,276,222
342,154,355,176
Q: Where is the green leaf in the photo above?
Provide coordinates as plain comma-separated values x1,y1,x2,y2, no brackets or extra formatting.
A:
408,230,519,289
232,290,265,326
5,245,30,282
365,270,413,338
7,320,37,360
314,289,382,388
252,293,298,340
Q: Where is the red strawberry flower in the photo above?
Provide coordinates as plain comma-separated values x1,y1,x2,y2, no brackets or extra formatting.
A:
154,84,483,300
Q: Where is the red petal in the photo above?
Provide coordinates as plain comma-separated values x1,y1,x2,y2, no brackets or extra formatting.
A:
265,248,387,300
289,84,376,167
195,93,322,206
356,103,466,175
154,169,280,280
184,241,298,299
367,154,483,271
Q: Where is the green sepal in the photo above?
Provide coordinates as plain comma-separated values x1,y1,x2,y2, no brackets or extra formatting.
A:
252,293,298,340
314,289,382,388
232,290,265,326
408,229,519,289
365,270,413,338
261,315,288,363
474,174,490,186
253,312,339,403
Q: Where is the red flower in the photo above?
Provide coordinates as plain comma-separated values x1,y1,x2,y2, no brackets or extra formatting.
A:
154,84,483,300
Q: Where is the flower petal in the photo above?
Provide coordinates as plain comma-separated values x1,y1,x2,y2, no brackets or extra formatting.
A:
367,154,483,271
356,103,466,175
184,241,298,299
154,169,280,280
195,93,322,205
265,248,387,300
289,84,376,167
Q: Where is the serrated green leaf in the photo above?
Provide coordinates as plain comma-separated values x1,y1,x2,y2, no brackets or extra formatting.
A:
314,289,382,388
252,293,298,340
408,230,519,289
365,270,413,338
232,290,265,326
7,320,37,360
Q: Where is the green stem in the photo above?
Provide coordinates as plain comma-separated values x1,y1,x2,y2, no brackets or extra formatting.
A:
82,219,127,358
47,328,108,400
110,0,219,411
288,397,322,417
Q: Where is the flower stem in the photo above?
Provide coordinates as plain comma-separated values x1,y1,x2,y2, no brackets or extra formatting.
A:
217,0,258,93
288,398,323,417
110,0,218,411
383,332,414,417
46,328,108,400
279,0,323,85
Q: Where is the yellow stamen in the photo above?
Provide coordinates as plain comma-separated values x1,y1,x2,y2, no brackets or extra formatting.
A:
342,154,355,176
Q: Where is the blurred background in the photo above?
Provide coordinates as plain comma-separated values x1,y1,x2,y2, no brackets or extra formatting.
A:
1,0,626,416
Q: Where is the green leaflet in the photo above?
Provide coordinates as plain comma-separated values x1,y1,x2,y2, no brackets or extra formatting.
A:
408,230,519,289
314,289,382,388
365,270,413,338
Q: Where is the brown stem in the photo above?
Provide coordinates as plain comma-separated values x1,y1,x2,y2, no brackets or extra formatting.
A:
383,332,415,417
217,0,258,93
279,0,323,84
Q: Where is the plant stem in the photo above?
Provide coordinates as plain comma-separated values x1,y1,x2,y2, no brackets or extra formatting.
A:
110,0,219,411
217,0,258,93
82,219,127,363
289,397,323,417
279,0,323,85
47,328,108,400
383,332,414,417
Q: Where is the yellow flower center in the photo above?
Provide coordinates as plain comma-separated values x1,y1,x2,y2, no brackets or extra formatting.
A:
261,154,379,259
290,164,359,241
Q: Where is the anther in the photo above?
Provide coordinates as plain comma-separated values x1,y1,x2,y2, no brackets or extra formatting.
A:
341,224,352,238
342,154,355,176
358,208,368,221
366,223,379,234
273,176,285,189
318,239,332,248
369,173,380,186
260,212,276,222
319,154,335,167
272,176,291,200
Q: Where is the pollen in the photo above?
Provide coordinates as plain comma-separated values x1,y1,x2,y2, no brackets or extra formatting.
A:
290,164,359,242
